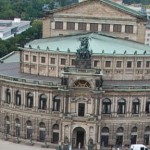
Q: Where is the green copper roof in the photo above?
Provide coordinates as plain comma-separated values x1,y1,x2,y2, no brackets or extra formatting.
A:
24,32,150,55
101,0,145,18
47,0,146,20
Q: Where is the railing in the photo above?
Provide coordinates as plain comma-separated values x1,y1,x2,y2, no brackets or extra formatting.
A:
0,74,57,87
62,67,103,75
103,85,150,90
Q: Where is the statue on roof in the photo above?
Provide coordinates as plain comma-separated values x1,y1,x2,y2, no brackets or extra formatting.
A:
76,37,91,60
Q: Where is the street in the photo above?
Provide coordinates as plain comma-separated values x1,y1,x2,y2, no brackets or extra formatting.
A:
0,139,53,150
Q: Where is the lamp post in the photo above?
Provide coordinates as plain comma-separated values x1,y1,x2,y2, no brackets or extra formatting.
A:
29,127,33,145
3,120,8,140
15,123,20,143
44,129,48,148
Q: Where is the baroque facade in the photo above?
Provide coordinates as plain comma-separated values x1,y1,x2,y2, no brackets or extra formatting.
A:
43,0,147,43
0,32,150,150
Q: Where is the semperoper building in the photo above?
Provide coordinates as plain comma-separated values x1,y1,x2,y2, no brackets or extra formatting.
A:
1,32,150,150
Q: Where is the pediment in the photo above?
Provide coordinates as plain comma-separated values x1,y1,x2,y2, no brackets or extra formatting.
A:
55,1,137,19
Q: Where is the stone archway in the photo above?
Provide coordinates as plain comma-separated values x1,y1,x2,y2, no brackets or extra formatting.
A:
72,127,86,148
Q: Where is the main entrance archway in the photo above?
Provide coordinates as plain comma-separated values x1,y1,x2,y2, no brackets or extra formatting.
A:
72,127,86,148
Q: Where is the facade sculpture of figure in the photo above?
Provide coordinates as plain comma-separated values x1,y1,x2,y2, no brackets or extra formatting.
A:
76,37,91,60
88,138,94,150
63,136,69,150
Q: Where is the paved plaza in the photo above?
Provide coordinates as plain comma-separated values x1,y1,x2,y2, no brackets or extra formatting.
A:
0,139,54,150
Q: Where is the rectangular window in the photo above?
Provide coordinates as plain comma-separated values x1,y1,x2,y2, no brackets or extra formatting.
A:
51,58,55,64
78,22,86,31
78,103,85,116
116,61,122,68
146,61,150,68
90,23,98,31
105,61,111,67
137,61,141,68
41,57,45,63
61,58,66,65
25,55,28,61
113,24,122,32
94,60,99,67
102,24,110,32
67,22,75,30
55,21,63,29
33,56,36,62
71,59,75,66
127,61,132,68
125,25,133,33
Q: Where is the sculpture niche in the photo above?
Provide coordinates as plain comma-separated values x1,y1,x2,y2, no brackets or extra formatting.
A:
75,37,92,69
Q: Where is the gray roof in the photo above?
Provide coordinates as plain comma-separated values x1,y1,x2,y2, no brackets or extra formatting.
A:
0,51,20,63
0,62,60,85
24,32,150,55
1,62,150,89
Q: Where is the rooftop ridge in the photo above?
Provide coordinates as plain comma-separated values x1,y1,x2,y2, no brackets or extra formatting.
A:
44,0,146,19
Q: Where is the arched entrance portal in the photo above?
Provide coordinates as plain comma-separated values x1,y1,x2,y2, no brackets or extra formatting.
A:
72,127,86,148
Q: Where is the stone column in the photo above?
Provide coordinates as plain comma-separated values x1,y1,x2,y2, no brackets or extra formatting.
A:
22,89,26,109
75,23,78,31
129,97,132,117
114,97,117,117
64,94,66,114
126,96,130,117
97,125,101,150
133,25,137,34
68,96,71,113
49,92,53,113
98,24,102,32
34,90,39,111
112,96,116,117
51,22,55,29
95,98,98,115
110,24,113,32
121,25,125,33
63,22,67,30
87,23,90,31
141,96,146,116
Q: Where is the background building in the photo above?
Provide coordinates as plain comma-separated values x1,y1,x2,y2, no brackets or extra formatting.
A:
43,0,147,43
0,18,30,40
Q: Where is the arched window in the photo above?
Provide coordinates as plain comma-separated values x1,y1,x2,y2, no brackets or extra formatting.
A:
117,99,126,114
73,80,91,88
26,92,33,108
5,89,11,104
52,124,59,144
4,116,10,134
116,127,124,146
39,94,47,110
145,99,150,113
53,96,60,111
15,118,20,137
132,99,140,114
101,127,109,147
26,120,32,139
15,90,21,106
144,126,150,145
39,122,46,142
102,99,111,114
131,127,137,144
